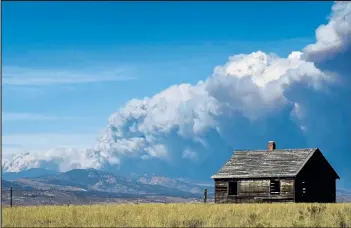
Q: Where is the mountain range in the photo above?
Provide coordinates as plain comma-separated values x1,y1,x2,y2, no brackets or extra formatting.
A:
2,168,350,206
2,168,213,206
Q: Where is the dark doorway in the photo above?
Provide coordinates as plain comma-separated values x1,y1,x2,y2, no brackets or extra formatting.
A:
228,181,237,196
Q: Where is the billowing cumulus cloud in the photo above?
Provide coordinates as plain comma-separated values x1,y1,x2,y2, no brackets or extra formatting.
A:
4,2,351,184
80,51,331,174
304,1,351,62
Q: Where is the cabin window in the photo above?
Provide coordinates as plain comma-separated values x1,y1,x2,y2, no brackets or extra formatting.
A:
228,181,238,196
270,180,280,195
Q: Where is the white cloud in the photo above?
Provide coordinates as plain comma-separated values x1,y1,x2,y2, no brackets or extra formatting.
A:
92,49,332,164
182,148,198,161
2,149,103,173
207,51,333,120
2,133,103,172
3,49,332,173
303,2,351,62
2,66,135,86
290,103,308,133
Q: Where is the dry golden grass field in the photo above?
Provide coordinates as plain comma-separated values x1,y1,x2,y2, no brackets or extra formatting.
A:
2,203,351,227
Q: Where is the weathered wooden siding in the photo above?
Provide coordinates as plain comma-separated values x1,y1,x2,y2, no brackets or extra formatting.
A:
238,180,269,196
214,178,294,203
215,180,228,201
280,179,294,198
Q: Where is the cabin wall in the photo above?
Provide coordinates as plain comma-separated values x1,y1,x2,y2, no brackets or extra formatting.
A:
295,151,337,203
214,178,294,203
214,181,228,202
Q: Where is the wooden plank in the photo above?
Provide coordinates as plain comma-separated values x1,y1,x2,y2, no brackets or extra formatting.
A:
238,180,270,193
215,181,228,194
215,182,227,187
278,179,293,194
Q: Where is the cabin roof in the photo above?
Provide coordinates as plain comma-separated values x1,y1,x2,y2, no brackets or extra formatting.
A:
211,148,320,179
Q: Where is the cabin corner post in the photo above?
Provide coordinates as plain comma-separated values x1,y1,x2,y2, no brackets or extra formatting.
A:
293,178,296,203
226,181,229,197
213,179,217,203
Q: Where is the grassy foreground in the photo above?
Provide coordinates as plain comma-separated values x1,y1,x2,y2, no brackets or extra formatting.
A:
3,203,351,227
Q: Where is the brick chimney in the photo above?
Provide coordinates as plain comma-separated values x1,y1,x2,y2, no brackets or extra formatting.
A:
268,141,276,152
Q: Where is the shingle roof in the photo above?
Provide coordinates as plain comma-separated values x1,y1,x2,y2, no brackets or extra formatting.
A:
211,148,317,179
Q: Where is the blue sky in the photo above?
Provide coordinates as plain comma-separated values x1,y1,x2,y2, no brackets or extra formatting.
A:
3,2,351,188
2,1,332,133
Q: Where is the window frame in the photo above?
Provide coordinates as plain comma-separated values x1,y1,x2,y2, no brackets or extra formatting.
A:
227,181,238,196
270,179,281,195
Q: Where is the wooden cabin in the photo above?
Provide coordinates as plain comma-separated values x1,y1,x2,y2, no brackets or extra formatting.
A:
211,141,339,203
